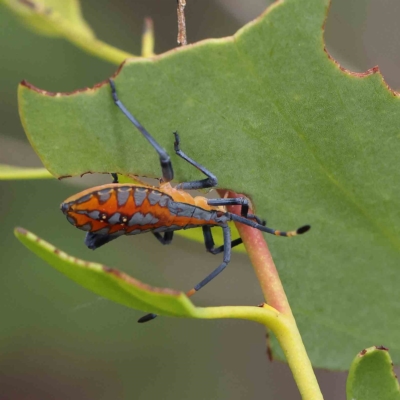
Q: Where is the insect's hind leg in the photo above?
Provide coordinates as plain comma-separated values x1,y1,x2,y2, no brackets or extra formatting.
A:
202,225,242,255
109,79,174,182
173,132,218,190
138,224,232,323
153,231,174,245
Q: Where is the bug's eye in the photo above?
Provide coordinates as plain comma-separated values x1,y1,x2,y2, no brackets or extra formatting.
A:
121,216,128,224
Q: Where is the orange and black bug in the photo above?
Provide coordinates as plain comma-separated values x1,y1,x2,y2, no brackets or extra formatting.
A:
61,79,310,322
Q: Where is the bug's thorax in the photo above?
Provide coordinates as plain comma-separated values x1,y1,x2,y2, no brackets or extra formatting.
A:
158,182,226,213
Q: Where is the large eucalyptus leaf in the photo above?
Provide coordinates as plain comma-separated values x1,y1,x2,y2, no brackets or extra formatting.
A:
18,0,400,370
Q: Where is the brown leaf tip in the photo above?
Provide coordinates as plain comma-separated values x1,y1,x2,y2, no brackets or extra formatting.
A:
375,345,389,351
359,349,367,356
143,17,154,34
15,227,28,235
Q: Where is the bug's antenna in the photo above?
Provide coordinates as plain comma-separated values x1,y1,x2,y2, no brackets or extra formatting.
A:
109,79,174,182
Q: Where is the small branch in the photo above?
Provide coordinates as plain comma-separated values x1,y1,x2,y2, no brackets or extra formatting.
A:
271,315,323,400
195,304,285,329
70,36,135,65
221,191,291,314
236,210,292,315
177,0,187,46
0,165,53,180
218,190,322,399
41,11,135,65
196,303,323,399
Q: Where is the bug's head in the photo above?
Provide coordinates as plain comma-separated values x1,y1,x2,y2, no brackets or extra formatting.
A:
60,201,79,227
60,202,71,215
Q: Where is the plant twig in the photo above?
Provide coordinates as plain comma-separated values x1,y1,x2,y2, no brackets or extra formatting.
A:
231,204,291,314
69,35,134,65
177,0,187,46
219,190,322,399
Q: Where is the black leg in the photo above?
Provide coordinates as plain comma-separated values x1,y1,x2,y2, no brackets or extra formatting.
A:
173,132,218,190
109,79,174,182
207,198,249,217
138,313,157,323
207,198,266,225
138,224,232,323
189,224,231,291
202,225,242,255
153,231,174,245
228,213,311,237
111,173,119,183
137,232,174,323
85,231,121,250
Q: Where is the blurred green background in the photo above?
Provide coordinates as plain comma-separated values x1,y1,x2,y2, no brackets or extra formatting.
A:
1,1,400,398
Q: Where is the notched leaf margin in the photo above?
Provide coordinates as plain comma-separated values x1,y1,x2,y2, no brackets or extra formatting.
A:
18,0,400,100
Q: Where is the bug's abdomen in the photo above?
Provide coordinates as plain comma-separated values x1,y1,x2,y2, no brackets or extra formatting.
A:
61,184,217,236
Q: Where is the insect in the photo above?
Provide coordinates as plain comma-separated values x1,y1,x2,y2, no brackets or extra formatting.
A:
61,79,310,322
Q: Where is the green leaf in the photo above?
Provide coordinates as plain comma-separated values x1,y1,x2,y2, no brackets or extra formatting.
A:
14,227,196,317
0,164,53,180
346,346,400,400
2,0,133,64
18,0,400,369
14,227,272,323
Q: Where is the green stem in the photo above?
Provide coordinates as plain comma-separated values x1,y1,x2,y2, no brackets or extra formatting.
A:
196,304,322,399
220,191,323,399
0,165,53,180
236,214,291,315
194,304,285,330
59,21,135,65
3,1,136,65
275,318,323,400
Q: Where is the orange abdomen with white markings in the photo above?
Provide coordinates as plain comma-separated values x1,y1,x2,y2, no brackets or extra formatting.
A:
61,183,222,237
